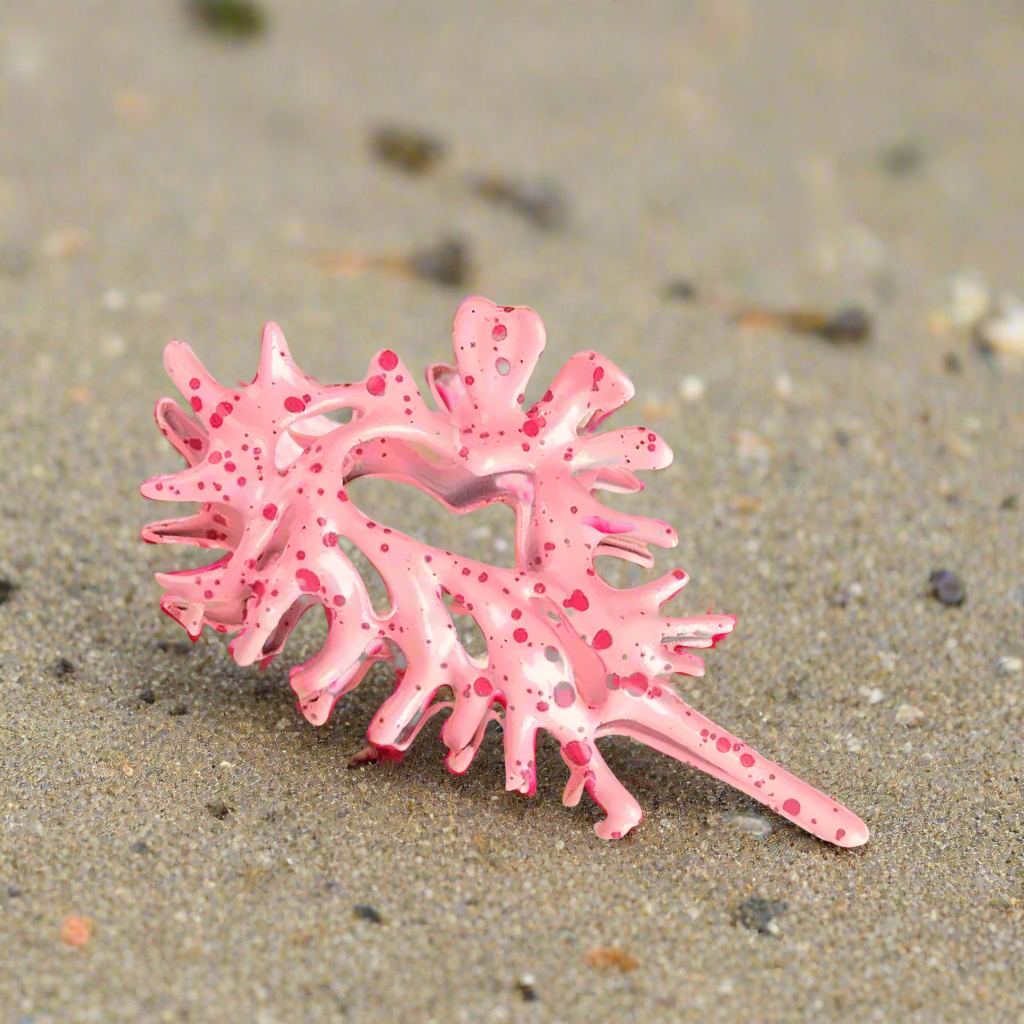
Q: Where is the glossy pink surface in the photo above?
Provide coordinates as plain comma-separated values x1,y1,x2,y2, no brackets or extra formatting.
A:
142,297,869,847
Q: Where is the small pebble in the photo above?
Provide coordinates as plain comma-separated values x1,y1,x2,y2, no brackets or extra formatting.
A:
354,903,383,924
774,373,794,401
156,639,193,654
407,237,470,288
880,140,924,177
895,703,924,727
733,897,787,936
102,288,128,311
586,947,639,972
138,688,156,705
7,885,23,898
186,0,267,38
947,273,991,329
369,125,445,174
942,352,962,373
0,577,18,606
999,494,1019,511
997,656,1023,676
858,686,885,705
168,703,189,716
976,302,1024,363
929,569,966,606
816,306,872,343
130,840,151,855
473,175,566,229
206,801,232,820
515,975,538,1002
51,656,75,677
60,915,94,947
678,375,706,403
661,279,697,301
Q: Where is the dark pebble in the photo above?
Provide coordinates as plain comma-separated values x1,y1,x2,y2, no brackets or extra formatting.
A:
834,428,851,448
816,307,872,343
473,175,566,229
51,657,75,677
354,903,383,924
661,279,698,301
999,494,1019,511
131,840,152,854
733,896,788,935
0,577,17,606
929,569,966,606
168,703,189,716
7,885,23,898
186,0,267,38
515,979,538,1002
369,125,445,174
880,140,925,178
943,352,963,374
206,801,232,820
407,238,470,288
156,639,193,654
139,688,156,705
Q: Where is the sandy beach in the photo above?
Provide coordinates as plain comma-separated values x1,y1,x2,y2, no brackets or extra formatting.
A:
1,2,1022,1021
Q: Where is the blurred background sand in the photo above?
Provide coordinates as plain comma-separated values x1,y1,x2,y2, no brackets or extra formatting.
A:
1,2,1022,1022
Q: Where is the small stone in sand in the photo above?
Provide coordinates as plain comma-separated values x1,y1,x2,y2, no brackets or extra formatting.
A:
947,274,990,328
407,238,470,288
943,352,963,374
473,175,566,230
976,302,1024,363
999,495,1019,511
60,915,94,947
996,656,1023,676
131,840,152,855
678,375,706,402
586,947,639,972
896,703,924,726
733,897,787,936
102,288,128,311
168,703,189,716
369,125,445,175
206,801,232,820
138,688,156,704
187,0,267,38
880,140,924,177
515,975,538,1001
662,279,697,301
929,569,966,606
817,307,872,343
51,656,75,677
858,686,885,705
354,903,383,924
0,577,18,605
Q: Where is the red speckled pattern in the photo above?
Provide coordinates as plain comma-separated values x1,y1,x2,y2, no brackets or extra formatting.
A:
141,297,869,846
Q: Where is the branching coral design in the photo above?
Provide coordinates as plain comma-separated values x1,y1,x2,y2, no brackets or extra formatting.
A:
142,297,869,846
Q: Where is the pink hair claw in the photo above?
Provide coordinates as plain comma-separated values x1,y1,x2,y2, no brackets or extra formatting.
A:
142,297,869,847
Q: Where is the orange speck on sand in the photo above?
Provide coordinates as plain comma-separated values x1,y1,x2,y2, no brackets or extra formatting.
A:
586,947,639,972
61,915,94,947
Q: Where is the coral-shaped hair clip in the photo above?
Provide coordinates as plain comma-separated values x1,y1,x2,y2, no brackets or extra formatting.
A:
142,297,869,846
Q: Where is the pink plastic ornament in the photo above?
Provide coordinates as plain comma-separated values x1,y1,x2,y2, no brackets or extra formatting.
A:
142,297,869,847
